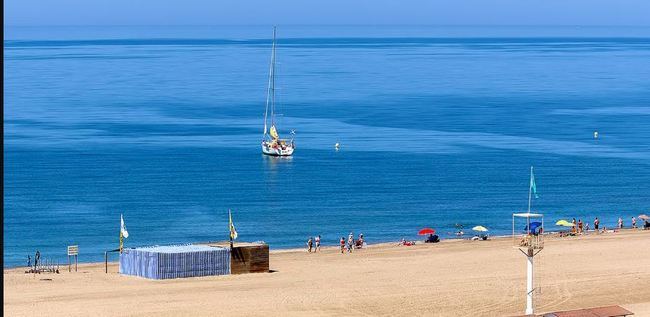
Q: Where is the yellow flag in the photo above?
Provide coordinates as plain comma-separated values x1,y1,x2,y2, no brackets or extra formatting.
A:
229,209,238,240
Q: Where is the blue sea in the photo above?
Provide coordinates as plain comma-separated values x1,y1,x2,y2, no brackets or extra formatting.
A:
4,26,650,267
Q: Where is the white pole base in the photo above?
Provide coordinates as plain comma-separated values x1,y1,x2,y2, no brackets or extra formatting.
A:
526,255,534,315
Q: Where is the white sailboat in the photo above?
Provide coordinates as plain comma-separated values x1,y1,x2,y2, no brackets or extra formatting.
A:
262,27,295,156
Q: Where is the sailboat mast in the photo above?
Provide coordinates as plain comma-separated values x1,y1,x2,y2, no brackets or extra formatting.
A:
271,26,276,126
527,166,533,213
263,27,276,138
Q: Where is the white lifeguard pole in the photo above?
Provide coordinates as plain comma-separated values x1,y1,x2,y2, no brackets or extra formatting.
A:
513,212,544,315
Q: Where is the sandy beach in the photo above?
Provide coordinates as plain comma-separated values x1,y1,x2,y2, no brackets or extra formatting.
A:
4,230,649,316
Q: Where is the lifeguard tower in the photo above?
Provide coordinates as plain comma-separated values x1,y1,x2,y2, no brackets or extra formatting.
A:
512,166,544,315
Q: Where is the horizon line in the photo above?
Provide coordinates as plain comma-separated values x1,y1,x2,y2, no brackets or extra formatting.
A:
5,24,650,28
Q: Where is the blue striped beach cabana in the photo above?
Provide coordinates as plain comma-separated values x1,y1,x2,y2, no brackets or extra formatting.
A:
119,244,231,279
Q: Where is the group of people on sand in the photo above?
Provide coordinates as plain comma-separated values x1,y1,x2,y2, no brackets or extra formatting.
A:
306,235,321,253
339,232,365,253
398,233,441,246
615,216,650,230
306,215,649,252
565,216,649,236
570,218,586,234
398,238,416,246
306,232,366,253
600,216,649,232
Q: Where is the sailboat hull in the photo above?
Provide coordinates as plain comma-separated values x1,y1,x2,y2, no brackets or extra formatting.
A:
262,141,294,156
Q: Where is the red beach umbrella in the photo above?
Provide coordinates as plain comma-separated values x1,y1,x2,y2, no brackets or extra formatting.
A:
418,228,435,235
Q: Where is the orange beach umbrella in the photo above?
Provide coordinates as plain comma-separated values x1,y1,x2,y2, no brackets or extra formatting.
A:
418,228,435,235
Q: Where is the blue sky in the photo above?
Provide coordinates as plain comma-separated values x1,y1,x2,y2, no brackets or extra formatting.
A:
4,0,650,26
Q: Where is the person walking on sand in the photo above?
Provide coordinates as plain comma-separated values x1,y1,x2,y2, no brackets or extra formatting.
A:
594,217,600,232
315,235,321,252
307,237,313,253
585,222,590,233
618,217,623,229
632,217,637,229
340,237,345,254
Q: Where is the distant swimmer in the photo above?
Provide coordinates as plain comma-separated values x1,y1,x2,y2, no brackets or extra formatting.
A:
594,131,599,139
335,142,340,150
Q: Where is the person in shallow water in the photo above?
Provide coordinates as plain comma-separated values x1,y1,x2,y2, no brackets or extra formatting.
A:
307,237,313,253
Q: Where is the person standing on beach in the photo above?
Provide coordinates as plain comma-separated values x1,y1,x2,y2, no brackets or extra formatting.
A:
315,235,321,252
347,233,354,253
578,219,583,234
618,217,623,229
632,217,637,229
27,255,31,268
594,217,600,232
585,222,590,232
340,237,345,254
307,237,313,253
572,218,577,234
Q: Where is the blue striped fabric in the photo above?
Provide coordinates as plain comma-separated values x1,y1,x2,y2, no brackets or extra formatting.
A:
119,244,230,279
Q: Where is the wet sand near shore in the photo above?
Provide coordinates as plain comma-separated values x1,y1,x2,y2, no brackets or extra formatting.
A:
4,230,649,316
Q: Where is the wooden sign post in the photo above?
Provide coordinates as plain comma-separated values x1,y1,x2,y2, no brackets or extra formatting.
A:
67,245,79,272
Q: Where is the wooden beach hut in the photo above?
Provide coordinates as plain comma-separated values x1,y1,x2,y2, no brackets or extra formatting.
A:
207,242,270,274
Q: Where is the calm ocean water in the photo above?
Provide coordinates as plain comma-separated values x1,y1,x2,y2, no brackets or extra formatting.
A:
4,26,650,267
